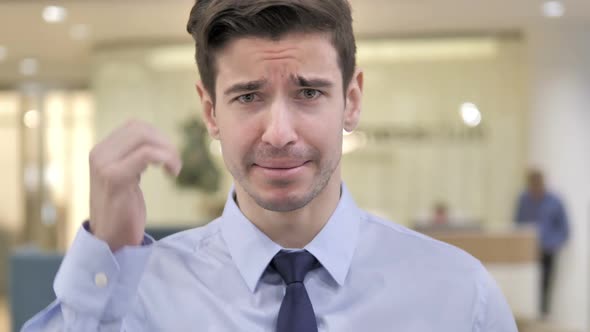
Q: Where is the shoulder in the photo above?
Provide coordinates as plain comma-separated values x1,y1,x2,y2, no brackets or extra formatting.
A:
150,217,225,256
357,211,485,274
354,211,504,323
138,217,229,289
545,192,564,204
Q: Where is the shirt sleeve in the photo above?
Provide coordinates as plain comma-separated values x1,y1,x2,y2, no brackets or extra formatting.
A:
21,222,154,332
473,264,519,332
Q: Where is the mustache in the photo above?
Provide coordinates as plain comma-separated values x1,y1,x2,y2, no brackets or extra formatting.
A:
246,145,317,163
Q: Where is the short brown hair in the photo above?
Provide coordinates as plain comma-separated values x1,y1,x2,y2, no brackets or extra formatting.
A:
186,0,356,103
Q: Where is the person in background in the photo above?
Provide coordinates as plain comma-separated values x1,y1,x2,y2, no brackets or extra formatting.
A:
515,169,569,317
432,201,450,226
413,201,478,231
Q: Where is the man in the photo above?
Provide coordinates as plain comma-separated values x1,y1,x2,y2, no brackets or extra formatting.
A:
24,0,517,331
515,169,569,317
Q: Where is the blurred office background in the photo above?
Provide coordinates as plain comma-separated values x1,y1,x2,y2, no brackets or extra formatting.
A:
0,0,589,331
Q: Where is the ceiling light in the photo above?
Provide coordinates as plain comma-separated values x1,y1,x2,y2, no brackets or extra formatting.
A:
0,46,6,62
20,58,39,76
43,5,67,23
70,24,90,40
24,110,40,128
542,1,565,18
357,38,499,63
460,103,482,127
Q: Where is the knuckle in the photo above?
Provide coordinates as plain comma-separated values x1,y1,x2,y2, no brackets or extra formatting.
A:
143,124,158,141
125,118,141,129
139,126,152,142
137,146,154,162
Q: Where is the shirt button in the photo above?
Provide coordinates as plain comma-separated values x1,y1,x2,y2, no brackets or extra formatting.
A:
94,272,108,288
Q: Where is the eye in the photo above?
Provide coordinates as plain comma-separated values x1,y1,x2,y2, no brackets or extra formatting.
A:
237,93,259,104
299,89,322,100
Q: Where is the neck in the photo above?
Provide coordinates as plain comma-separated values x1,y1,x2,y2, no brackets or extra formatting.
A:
530,188,545,201
235,170,342,249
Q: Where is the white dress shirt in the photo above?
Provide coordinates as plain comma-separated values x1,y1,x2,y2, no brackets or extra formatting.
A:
24,184,517,331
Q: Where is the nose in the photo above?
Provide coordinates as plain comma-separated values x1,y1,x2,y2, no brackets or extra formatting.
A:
260,99,298,148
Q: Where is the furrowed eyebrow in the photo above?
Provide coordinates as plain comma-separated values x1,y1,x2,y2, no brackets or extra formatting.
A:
292,75,334,88
223,79,268,96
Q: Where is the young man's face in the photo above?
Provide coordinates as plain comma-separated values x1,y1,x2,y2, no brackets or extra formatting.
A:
198,33,362,212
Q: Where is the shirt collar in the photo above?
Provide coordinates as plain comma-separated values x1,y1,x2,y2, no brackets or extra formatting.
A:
219,183,361,293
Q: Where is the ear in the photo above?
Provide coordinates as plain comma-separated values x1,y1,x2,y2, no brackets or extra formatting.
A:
343,68,363,132
196,81,220,139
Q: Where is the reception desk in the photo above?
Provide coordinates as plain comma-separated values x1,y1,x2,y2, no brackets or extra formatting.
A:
418,228,539,320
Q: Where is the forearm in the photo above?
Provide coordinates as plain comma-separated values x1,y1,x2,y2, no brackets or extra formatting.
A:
22,223,153,331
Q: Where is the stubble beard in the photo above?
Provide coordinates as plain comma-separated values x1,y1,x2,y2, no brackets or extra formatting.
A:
229,146,341,212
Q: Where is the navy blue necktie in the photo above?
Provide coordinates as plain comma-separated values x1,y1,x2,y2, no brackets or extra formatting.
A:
272,250,319,332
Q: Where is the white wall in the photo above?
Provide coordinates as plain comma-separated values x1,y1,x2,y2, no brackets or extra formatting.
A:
344,37,527,228
526,21,590,331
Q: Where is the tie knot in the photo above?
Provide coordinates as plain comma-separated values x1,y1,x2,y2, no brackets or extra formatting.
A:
272,250,318,284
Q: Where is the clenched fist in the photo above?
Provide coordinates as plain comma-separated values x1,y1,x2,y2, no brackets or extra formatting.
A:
89,120,182,252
